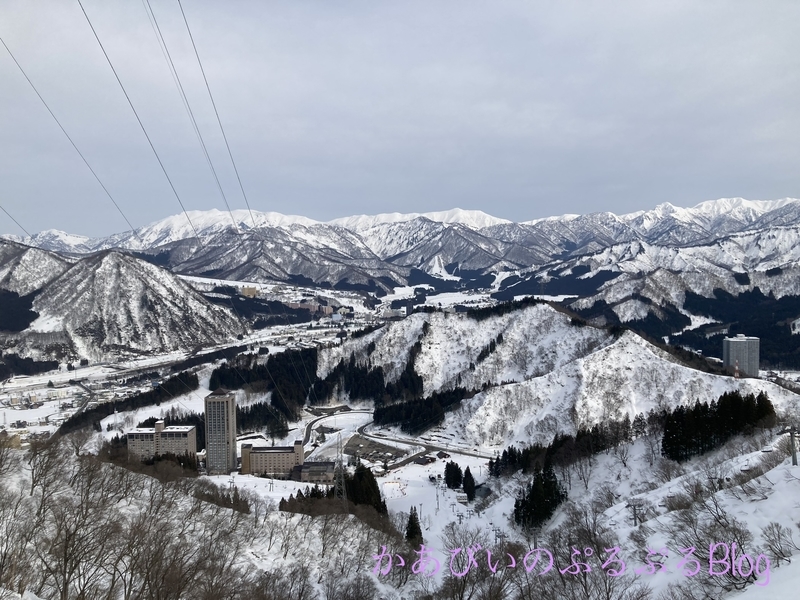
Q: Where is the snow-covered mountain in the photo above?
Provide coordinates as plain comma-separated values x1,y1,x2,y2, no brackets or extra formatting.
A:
0,250,241,361
505,226,800,324
318,303,798,449
329,208,511,231
10,198,800,288
4,197,800,360
0,239,73,295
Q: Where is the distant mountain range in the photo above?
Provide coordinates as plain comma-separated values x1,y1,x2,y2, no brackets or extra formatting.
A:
5,198,800,290
2,197,800,363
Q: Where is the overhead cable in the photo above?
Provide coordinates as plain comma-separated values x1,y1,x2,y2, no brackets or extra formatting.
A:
77,0,201,241
0,34,141,242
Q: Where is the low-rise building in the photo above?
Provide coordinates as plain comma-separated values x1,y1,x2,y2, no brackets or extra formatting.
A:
241,440,304,478
291,461,335,483
126,420,197,461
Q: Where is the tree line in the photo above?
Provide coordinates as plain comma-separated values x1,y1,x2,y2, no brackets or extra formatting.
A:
0,289,39,333
209,349,317,421
59,371,199,434
279,463,387,516
0,351,58,381
373,387,470,434
661,390,776,462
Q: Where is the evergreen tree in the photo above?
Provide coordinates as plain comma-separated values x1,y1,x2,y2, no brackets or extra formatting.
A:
346,464,387,514
444,461,463,489
632,413,646,438
513,464,566,529
405,506,423,547
463,467,475,501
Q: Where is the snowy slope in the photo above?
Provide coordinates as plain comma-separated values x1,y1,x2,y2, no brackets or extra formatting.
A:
0,239,73,295
451,331,799,448
2,251,241,360
321,304,799,452
319,304,612,395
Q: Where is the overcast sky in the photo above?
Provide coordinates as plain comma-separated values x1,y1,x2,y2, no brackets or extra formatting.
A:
1,0,799,237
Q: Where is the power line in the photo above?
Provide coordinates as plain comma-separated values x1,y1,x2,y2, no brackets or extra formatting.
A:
80,0,312,413
117,0,289,408
141,0,239,234
177,0,257,231
0,35,141,242
76,0,201,241
0,203,32,238
176,3,322,406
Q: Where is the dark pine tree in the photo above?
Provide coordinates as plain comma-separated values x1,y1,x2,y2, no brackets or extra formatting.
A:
513,463,567,529
405,506,423,547
444,461,463,489
463,467,476,501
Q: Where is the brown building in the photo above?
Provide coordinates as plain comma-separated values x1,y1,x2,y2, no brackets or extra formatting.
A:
291,462,335,483
241,440,304,478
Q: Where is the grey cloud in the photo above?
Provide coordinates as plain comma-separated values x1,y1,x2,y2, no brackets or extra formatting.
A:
0,0,798,236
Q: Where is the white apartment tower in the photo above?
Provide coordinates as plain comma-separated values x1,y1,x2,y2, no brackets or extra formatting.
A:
205,389,237,475
722,335,760,378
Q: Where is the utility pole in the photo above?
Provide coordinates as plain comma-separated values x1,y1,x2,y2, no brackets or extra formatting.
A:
626,501,641,526
334,432,348,512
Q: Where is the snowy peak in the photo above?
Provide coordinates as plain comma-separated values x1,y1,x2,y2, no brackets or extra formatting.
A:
25,229,93,253
6,197,800,290
690,196,799,217
328,208,511,231
0,239,73,295
8,250,241,360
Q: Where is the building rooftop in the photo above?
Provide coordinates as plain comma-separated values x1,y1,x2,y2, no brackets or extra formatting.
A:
127,425,195,434
246,445,298,453
208,388,233,396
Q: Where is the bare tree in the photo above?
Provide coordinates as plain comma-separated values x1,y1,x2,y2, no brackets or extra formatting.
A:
574,453,594,491
0,486,39,594
654,457,684,484
614,442,631,469
33,494,120,600
27,436,67,519
0,433,20,479
760,521,799,566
